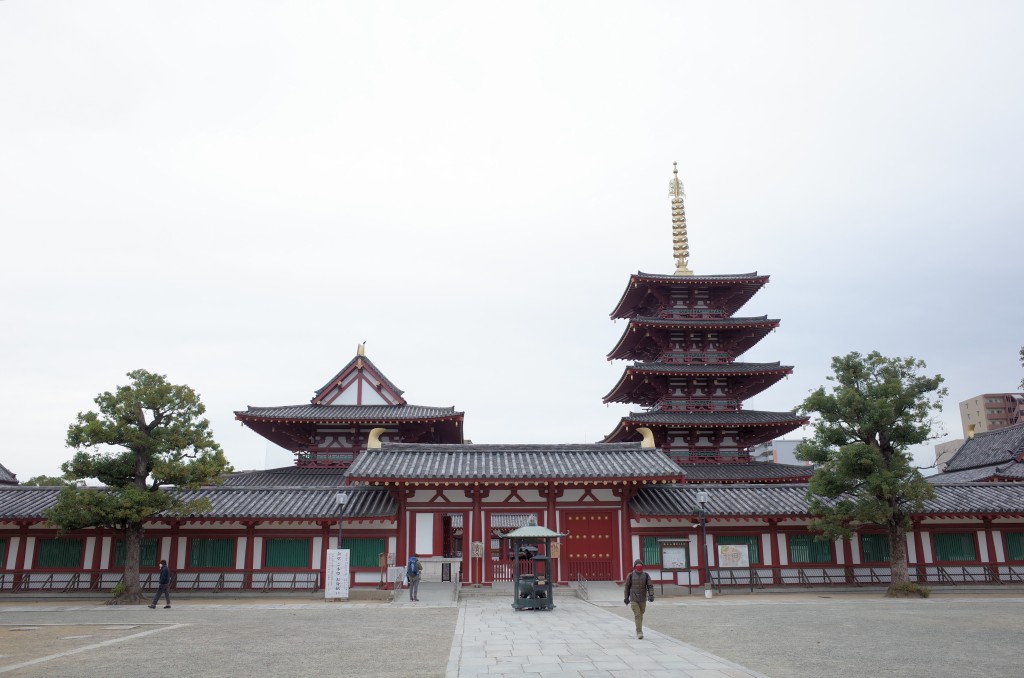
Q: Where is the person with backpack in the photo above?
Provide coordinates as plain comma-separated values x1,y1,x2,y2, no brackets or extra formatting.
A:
623,558,654,639
406,553,423,602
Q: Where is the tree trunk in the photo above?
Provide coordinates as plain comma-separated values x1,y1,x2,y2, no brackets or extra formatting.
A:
112,522,146,605
887,520,912,596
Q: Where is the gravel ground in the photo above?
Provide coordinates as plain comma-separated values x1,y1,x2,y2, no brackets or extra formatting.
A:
606,593,1022,678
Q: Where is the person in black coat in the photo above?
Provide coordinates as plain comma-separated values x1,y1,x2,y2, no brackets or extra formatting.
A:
148,559,171,609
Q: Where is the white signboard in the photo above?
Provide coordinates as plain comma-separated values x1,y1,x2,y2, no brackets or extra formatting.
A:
325,549,351,599
717,544,750,568
661,545,689,571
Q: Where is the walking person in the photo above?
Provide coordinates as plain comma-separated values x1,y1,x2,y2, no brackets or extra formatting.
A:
623,558,654,639
148,559,171,609
406,553,423,602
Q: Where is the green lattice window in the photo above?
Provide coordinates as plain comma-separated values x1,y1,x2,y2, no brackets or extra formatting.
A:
264,538,310,568
859,534,890,563
1003,532,1024,562
0,538,7,567
641,537,662,566
37,538,83,568
932,533,977,562
716,535,760,564
114,539,159,567
788,534,831,564
341,537,385,568
189,538,234,568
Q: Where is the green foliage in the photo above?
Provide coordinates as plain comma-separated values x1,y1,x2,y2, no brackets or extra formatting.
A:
796,351,946,540
21,475,79,486
1019,346,1023,390
45,369,231,600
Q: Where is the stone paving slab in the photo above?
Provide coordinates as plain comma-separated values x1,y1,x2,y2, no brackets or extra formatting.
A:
446,597,766,678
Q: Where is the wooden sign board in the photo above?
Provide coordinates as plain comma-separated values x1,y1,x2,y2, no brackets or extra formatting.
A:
660,541,689,571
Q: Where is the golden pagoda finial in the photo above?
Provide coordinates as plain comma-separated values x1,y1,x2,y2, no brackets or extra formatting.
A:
668,162,693,276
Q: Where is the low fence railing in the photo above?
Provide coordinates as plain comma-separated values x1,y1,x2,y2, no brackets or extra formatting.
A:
0,569,322,593
703,564,1024,590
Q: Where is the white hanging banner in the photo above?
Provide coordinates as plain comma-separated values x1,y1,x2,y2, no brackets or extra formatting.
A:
325,549,351,599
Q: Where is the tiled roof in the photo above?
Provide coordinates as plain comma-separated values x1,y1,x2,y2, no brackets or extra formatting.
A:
0,485,396,520
633,272,766,282
621,411,807,426
234,404,463,422
928,461,1024,485
943,422,1024,472
0,462,18,485
622,362,791,376
678,463,813,482
630,315,778,328
221,466,349,487
630,483,1024,517
346,443,683,481
0,486,62,518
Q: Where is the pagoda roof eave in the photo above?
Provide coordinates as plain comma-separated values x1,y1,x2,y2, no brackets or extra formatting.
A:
234,404,464,425
601,363,792,403
610,272,770,319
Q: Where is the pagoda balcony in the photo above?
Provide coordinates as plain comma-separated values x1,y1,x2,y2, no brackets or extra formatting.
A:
295,450,356,468
661,352,732,365
657,308,726,320
667,451,752,464
656,399,740,412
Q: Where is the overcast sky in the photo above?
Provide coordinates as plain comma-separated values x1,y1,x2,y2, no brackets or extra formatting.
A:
2,1,1021,481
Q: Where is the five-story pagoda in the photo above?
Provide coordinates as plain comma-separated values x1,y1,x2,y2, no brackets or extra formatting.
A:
602,164,807,466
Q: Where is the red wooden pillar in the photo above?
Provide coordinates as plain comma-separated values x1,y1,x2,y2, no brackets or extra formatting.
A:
168,521,180,570
90,527,104,588
768,519,781,584
912,519,926,583
620,486,632,583
319,521,330,591
395,490,408,570
243,522,256,589
545,483,559,582
983,517,1000,583
843,535,854,583
14,522,30,588
471,486,483,585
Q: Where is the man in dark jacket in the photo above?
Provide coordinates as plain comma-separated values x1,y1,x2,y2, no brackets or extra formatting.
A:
623,558,654,639
148,559,171,609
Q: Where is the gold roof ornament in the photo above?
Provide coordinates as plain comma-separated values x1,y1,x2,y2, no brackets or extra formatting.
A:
668,162,693,276
356,341,366,357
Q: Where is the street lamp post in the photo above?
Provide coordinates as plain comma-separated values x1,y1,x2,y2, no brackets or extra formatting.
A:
336,491,349,549
695,490,712,599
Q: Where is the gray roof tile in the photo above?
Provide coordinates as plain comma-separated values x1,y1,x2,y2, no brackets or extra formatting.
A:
0,462,18,485
679,463,813,482
0,485,396,520
221,466,349,487
346,443,683,481
235,404,463,422
943,422,1024,472
623,362,791,375
630,483,1024,517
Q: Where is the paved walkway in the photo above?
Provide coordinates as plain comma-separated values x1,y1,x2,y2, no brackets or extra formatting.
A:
447,596,765,678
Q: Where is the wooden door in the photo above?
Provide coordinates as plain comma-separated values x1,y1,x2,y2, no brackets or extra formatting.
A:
562,511,615,580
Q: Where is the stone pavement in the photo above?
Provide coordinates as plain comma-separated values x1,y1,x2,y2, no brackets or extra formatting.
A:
448,595,765,678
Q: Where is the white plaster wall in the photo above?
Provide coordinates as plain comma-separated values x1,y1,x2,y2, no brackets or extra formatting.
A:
561,489,585,503
237,538,249,569
977,531,989,562
834,539,845,565
920,533,933,563
100,537,112,569
4,537,17,568
760,534,773,565
776,534,788,565
906,533,917,564
175,537,187,570
993,531,1005,562
82,538,96,569
312,537,322,569
416,513,434,555
24,537,35,568
850,537,861,565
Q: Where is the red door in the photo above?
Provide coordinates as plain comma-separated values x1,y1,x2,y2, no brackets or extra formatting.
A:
562,511,615,580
